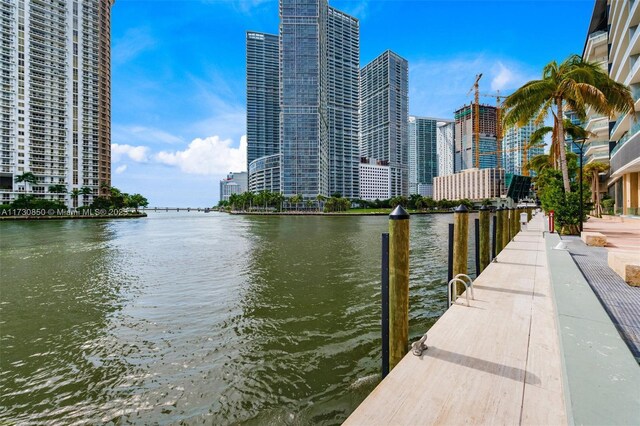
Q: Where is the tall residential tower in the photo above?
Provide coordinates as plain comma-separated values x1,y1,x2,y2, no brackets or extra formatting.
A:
246,32,280,174
247,0,360,200
408,116,448,197
0,0,115,206
360,50,409,197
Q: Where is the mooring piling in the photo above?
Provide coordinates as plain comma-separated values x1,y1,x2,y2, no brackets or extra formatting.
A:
388,206,410,371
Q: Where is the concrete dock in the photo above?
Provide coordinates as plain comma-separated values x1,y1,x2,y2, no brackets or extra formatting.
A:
345,213,640,425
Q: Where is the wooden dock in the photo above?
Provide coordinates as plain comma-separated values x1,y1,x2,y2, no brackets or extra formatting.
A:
345,214,566,425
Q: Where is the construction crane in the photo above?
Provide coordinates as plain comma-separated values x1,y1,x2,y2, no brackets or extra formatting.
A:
466,74,482,168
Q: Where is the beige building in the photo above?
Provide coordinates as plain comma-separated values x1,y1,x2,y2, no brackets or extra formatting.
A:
589,0,640,215
434,168,505,201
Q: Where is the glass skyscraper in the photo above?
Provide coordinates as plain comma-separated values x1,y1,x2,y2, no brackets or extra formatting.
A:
360,51,409,197
247,0,359,199
246,32,280,174
502,119,544,176
408,116,446,196
279,0,328,198
326,7,359,199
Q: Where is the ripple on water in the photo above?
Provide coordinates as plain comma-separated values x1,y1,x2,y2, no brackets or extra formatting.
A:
0,213,460,425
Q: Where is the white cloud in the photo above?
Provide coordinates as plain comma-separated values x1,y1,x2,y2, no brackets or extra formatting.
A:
111,144,150,163
155,135,247,175
115,165,128,174
112,28,156,65
112,125,184,145
490,61,535,92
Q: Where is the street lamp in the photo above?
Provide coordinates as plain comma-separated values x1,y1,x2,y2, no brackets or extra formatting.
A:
572,137,588,232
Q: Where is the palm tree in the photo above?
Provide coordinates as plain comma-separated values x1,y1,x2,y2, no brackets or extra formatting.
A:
14,172,38,193
48,184,67,194
316,194,326,212
503,54,633,193
70,188,81,208
290,194,303,211
228,193,240,211
584,161,609,217
527,154,552,176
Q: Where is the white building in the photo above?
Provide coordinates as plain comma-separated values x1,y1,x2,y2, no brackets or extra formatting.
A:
359,158,390,201
0,0,115,206
437,120,454,177
434,168,505,201
220,172,248,202
502,119,544,176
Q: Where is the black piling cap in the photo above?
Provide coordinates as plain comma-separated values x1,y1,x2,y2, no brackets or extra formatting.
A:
389,205,410,220
479,205,490,211
454,204,469,213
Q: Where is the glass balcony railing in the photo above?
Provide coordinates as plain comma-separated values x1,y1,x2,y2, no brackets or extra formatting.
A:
611,119,640,156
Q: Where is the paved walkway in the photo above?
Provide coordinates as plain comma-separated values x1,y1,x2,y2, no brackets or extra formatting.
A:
583,216,640,253
563,235,640,361
345,214,566,425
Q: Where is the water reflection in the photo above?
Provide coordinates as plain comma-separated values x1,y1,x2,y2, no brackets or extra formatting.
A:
0,220,141,423
0,212,470,425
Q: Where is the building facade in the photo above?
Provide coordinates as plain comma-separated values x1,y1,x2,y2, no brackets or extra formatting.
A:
327,7,360,199
248,153,280,194
603,0,640,215
408,116,446,197
359,158,389,201
220,171,248,202
247,0,360,201
501,119,544,176
437,120,455,177
434,168,505,201
246,32,280,173
0,0,115,206
360,50,409,197
454,104,498,172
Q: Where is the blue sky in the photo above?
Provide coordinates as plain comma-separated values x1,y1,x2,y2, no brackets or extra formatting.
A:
111,0,595,206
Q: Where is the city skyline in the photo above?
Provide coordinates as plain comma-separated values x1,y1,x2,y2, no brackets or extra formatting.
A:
109,0,594,206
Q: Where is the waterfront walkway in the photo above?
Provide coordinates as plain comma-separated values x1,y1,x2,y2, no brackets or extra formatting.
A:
345,214,566,425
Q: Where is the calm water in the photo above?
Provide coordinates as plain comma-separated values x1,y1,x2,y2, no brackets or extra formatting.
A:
0,212,476,424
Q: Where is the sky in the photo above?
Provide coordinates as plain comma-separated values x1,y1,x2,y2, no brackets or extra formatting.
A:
110,0,596,206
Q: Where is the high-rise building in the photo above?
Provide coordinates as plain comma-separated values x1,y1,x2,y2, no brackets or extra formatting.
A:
248,0,360,200
360,50,409,197
327,7,359,198
437,120,455,177
0,0,115,206
246,32,279,173
454,104,498,172
502,119,544,176
279,0,328,199
408,116,447,197
219,172,248,202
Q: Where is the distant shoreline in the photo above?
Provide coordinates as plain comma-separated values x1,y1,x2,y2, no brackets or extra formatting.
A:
0,213,147,221
226,210,456,217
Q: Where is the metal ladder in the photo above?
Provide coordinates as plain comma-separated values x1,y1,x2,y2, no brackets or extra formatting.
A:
448,273,475,307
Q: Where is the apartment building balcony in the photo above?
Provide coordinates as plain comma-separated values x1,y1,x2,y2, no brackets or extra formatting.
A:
610,123,640,180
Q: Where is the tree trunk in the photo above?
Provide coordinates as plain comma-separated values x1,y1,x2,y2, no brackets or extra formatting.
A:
556,98,572,193
595,172,602,217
